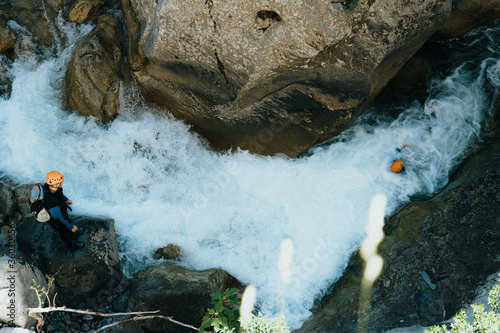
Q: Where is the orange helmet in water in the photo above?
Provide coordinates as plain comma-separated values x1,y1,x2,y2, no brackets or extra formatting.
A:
46,170,64,185
391,160,404,173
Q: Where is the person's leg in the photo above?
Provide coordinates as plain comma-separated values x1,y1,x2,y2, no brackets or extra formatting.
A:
48,219,84,249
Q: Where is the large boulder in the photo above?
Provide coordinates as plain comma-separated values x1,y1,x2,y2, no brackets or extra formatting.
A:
16,216,124,309
433,0,500,40
65,14,124,123
0,255,47,329
0,0,72,46
113,262,230,333
119,0,494,156
297,115,500,331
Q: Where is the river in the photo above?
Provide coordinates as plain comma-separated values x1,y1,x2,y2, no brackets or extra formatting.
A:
1,16,499,330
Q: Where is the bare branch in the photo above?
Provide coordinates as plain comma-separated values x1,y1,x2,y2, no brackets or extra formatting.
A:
26,278,208,333
27,306,159,317
94,314,207,333
26,307,209,333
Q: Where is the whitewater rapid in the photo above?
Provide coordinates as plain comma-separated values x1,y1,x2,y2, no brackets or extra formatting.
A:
1,17,499,329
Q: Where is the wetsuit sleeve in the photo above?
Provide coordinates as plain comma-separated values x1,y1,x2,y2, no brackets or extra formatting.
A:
48,206,73,230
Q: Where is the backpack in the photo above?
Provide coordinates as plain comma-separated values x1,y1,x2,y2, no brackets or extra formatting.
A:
28,183,50,222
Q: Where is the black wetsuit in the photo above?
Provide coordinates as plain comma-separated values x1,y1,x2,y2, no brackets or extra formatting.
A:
42,183,74,246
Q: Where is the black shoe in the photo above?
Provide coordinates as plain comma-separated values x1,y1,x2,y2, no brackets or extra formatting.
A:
69,241,85,250
73,227,85,237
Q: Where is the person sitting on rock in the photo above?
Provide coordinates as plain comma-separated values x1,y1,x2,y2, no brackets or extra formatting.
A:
43,170,85,249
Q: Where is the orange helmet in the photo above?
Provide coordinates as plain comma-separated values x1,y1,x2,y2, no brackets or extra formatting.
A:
390,160,404,173
46,170,64,185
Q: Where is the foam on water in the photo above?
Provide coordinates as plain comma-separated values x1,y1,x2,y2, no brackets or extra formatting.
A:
1,18,499,329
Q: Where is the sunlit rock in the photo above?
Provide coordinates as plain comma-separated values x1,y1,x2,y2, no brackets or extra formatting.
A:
67,0,105,24
121,0,455,156
0,256,47,329
153,243,181,260
65,14,124,123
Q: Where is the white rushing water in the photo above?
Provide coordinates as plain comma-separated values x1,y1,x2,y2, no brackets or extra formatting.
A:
1,17,499,330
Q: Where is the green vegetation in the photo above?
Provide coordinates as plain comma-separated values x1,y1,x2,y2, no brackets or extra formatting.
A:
424,273,500,332
199,288,241,333
199,288,291,333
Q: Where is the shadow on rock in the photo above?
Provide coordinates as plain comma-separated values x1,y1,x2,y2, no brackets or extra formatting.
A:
113,262,231,333
16,216,124,309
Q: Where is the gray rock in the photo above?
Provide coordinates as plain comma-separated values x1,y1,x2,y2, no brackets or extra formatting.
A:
16,215,124,309
0,257,47,329
0,179,15,217
13,183,38,221
118,0,500,157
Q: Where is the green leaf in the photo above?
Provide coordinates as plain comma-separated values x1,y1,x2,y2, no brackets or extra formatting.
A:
220,315,229,327
222,308,234,320
215,302,224,312
212,291,224,299
225,288,237,296
213,318,221,331
199,316,211,333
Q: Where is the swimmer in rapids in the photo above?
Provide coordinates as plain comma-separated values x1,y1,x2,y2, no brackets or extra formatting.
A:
391,144,408,173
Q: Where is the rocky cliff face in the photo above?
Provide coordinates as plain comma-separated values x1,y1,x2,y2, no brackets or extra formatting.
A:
121,0,457,156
